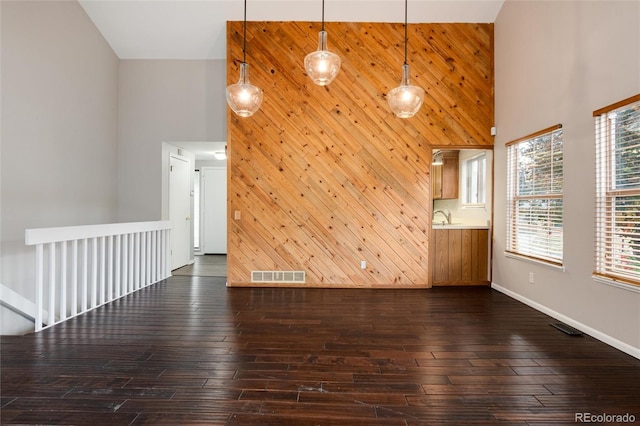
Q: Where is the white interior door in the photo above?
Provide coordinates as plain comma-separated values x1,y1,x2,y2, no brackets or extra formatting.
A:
170,154,191,269
202,167,227,254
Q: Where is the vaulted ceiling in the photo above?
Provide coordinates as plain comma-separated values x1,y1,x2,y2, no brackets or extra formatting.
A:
78,0,504,60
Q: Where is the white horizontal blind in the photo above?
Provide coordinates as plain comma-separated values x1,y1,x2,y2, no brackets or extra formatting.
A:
506,125,564,265
594,94,640,286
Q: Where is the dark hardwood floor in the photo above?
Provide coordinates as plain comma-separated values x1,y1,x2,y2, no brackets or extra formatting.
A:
2,276,640,425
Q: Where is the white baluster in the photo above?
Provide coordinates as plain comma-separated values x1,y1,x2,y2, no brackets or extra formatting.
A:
122,234,128,296
134,233,140,290
113,234,122,299
164,230,170,278
166,229,171,278
81,238,88,312
151,231,157,283
158,230,163,280
140,231,147,287
71,239,78,316
48,242,56,326
35,244,44,332
146,232,152,285
107,235,114,302
60,242,67,322
90,237,98,309
128,233,134,294
99,236,106,305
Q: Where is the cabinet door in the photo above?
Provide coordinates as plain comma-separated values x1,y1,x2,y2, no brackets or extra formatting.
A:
472,229,489,281
432,228,489,285
432,164,443,199
432,229,449,281
441,152,459,199
462,229,488,281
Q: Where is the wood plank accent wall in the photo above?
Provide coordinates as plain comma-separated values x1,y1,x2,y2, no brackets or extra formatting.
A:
226,21,493,288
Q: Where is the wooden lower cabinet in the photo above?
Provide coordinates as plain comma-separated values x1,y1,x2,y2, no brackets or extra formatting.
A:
431,228,489,286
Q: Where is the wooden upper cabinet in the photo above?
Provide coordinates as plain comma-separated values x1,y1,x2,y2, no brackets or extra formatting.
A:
433,151,459,200
432,164,443,199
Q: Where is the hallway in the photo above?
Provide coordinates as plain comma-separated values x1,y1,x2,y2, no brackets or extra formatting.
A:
171,254,227,277
2,276,639,424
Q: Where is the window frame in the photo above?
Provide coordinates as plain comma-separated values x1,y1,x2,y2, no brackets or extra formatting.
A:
505,124,564,267
461,152,487,207
593,94,640,288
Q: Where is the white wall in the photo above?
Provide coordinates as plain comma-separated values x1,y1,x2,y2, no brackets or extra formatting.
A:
493,0,640,357
0,11,227,334
196,159,227,169
0,1,119,334
117,60,227,222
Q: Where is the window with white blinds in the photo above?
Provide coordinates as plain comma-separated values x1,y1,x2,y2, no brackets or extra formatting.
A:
506,125,563,266
594,94,640,287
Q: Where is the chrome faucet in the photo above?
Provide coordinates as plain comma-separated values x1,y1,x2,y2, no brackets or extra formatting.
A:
433,209,452,225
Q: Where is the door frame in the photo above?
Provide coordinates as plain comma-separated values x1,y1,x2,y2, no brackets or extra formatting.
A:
161,143,195,268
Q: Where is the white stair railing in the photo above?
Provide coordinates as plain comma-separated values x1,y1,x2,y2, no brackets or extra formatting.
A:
25,221,171,332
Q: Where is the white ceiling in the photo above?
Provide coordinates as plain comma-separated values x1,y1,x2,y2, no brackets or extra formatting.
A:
78,0,505,60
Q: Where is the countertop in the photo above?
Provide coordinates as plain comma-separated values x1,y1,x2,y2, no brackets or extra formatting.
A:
432,223,490,229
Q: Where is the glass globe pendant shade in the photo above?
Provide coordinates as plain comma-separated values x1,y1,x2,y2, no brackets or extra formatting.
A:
226,62,263,117
388,64,425,118
304,31,341,86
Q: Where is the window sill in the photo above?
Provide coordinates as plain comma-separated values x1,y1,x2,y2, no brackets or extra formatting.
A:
592,275,640,294
504,251,565,271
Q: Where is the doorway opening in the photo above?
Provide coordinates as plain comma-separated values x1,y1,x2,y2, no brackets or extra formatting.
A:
166,141,228,277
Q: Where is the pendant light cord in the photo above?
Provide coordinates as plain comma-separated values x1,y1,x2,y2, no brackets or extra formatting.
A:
403,0,408,65
243,0,247,64
321,0,325,32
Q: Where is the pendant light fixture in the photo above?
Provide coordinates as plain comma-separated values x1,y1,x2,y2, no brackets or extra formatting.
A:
304,0,341,86
387,0,425,118
226,0,263,117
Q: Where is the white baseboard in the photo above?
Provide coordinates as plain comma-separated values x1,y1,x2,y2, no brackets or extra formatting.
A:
491,283,640,360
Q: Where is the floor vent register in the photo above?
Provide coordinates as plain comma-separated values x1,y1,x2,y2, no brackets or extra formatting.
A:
549,322,584,336
251,271,306,284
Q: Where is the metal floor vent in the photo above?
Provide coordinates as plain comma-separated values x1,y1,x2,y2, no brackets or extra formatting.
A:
550,322,584,336
251,270,306,284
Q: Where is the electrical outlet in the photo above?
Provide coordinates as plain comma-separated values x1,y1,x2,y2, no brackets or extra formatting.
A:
234,210,241,220
360,260,367,270
529,272,534,284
